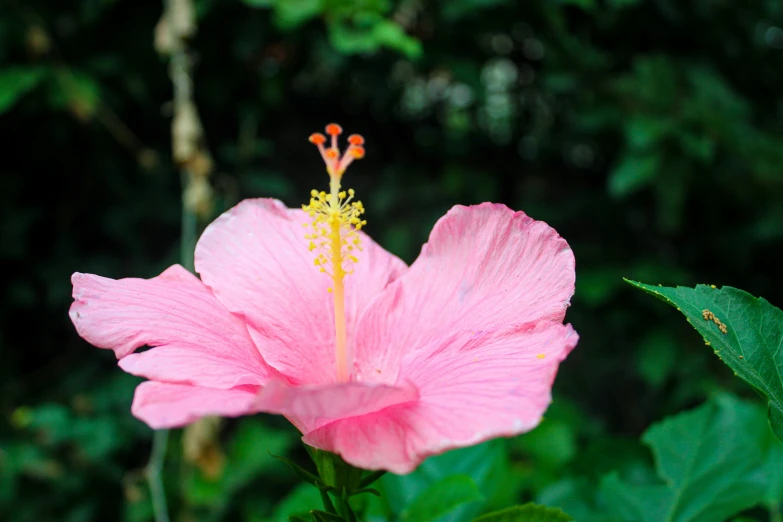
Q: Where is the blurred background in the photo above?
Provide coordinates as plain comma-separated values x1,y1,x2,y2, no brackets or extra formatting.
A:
2,0,783,521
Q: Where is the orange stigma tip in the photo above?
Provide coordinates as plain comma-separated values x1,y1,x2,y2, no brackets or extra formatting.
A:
350,146,365,159
326,123,343,136
348,134,365,145
326,148,339,159
309,133,326,145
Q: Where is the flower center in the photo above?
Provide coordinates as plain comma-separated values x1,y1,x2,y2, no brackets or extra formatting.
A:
303,123,366,382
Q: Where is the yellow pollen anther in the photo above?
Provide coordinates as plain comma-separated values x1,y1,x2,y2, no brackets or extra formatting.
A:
303,124,368,383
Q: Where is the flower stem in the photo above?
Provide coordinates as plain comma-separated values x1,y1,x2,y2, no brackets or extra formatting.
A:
146,429,170,522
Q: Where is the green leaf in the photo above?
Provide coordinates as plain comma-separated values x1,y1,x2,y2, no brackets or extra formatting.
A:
266,483,322,522
381,440,505,522
514,417,577,468
537,478,618,522
0,67,47,115
763,439,783,510
624,116,672,150
626,280,783,442
400,475,483,522
441,0,511,21
273,0,324,30
608,152,660,197
473,503,574,521
328,19,422,59
600,394,769,522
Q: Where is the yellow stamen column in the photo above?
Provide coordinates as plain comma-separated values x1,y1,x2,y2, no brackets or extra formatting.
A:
305,125,366,383
329,173,350,382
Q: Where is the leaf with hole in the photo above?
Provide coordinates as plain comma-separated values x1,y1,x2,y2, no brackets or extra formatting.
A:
626,280,783,442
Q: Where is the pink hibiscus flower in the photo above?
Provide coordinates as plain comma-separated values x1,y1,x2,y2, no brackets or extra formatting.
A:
70,124,578,474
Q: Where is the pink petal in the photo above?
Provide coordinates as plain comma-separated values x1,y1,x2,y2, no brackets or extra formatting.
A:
131,381,263,429
353,203,575,383
304,324,578,474
256,379,418,433
194,198,406,385
119,346,265,389
131,379,417,431
70,265,270,387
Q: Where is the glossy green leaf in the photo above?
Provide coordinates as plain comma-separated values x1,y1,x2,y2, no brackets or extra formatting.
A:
600,394,769,522
626,280,783,442
0,67,46,115
473,503,574,521
400,475,483,522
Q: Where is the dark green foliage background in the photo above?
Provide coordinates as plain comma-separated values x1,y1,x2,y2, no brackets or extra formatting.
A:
2,0,783,520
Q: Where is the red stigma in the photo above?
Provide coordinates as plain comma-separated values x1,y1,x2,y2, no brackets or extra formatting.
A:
310,124,365,174
326,123,343,136
309,133,327,145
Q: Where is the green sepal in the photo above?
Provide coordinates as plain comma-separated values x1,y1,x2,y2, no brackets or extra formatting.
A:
357,470,386,489
336,487,358,522
310,510,346,522
348,487,380,498
319,488,337,514
310,448,364,492
270,452,323,486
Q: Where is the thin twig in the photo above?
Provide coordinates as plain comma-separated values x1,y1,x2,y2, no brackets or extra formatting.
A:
145,1,209,521
180,169,197,271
